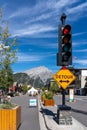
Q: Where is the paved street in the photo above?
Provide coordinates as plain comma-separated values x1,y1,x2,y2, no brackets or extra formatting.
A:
10,94,87,130
54,95,87,127
11,94,40,130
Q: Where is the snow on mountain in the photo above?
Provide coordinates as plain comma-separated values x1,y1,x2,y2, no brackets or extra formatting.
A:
24,66,53,83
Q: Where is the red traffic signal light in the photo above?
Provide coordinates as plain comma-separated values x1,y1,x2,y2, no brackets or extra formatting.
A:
63,25,71,35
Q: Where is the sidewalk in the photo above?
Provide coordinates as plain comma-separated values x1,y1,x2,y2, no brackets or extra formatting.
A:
38,96,87,130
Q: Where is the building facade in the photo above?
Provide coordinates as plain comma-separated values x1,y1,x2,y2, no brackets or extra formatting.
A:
68,68,87,95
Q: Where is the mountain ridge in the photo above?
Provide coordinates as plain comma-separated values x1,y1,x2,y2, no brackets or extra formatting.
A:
24,66,53,83
14,66,53,88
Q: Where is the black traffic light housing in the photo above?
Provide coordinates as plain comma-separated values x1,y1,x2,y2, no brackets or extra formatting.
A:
57,24,72,66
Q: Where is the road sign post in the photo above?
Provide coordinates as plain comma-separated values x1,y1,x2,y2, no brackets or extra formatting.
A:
62,88,65,105
53,66,76,106
55,13,76,111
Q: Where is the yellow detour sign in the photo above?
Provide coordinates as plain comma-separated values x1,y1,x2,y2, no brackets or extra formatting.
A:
53,67,76,89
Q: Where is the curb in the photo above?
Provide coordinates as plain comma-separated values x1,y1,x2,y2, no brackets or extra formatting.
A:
38,96,49,130
40,102,52,130
38,95,87,130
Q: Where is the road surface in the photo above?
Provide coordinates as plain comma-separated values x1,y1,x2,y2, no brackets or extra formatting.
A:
12,94,40,130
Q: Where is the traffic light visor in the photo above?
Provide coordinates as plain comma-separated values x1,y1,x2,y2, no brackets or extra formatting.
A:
63,25,71,35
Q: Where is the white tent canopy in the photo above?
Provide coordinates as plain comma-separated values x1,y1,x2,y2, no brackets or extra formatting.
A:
27,87,38,96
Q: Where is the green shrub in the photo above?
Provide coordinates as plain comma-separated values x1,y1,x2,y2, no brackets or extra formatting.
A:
0,102,17,109
50,81,62,93
41,92,46,99
45,91,53,99
22,84,28,94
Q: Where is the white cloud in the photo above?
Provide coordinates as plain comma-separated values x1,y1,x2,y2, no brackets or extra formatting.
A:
74,59,87,65
17,53,41,62
13,24,55,37
67,2,87,14
8,0,79,20
7,0,87,37
55,0,79,8
74,49,87,52
66,2,87,21
38,42,57,48
8,1,47,19
9,7,31,19
73,32,87,36
72,41,87,47
24,13,51,24
6,0,87,38
17,52,55,62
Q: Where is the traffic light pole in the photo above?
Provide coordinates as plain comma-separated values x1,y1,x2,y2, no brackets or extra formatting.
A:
60,13,66,106
61,66,67,106
56,14,72,124
57,13,71,110
62,88,65,105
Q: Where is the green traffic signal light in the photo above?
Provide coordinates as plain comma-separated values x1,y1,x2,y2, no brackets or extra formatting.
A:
63,43,71,52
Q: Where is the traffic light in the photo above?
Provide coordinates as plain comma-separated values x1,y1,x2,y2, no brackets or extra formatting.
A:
57,24,72,66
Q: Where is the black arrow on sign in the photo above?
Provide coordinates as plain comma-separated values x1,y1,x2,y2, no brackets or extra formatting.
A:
59,80,69,83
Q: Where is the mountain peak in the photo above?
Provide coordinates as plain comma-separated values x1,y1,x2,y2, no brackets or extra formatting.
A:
24,66,53,83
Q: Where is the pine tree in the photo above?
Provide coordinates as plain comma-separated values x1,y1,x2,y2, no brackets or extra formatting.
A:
0,9,18,92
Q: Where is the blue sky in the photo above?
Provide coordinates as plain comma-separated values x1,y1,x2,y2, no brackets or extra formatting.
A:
1,0,87,73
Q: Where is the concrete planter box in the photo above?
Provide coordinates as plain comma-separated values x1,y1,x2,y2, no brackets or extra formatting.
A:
44,99,55,106
0,106,21,130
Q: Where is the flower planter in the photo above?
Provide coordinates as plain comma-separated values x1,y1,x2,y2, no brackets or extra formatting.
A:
0,106,21,130
44,99,55,106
